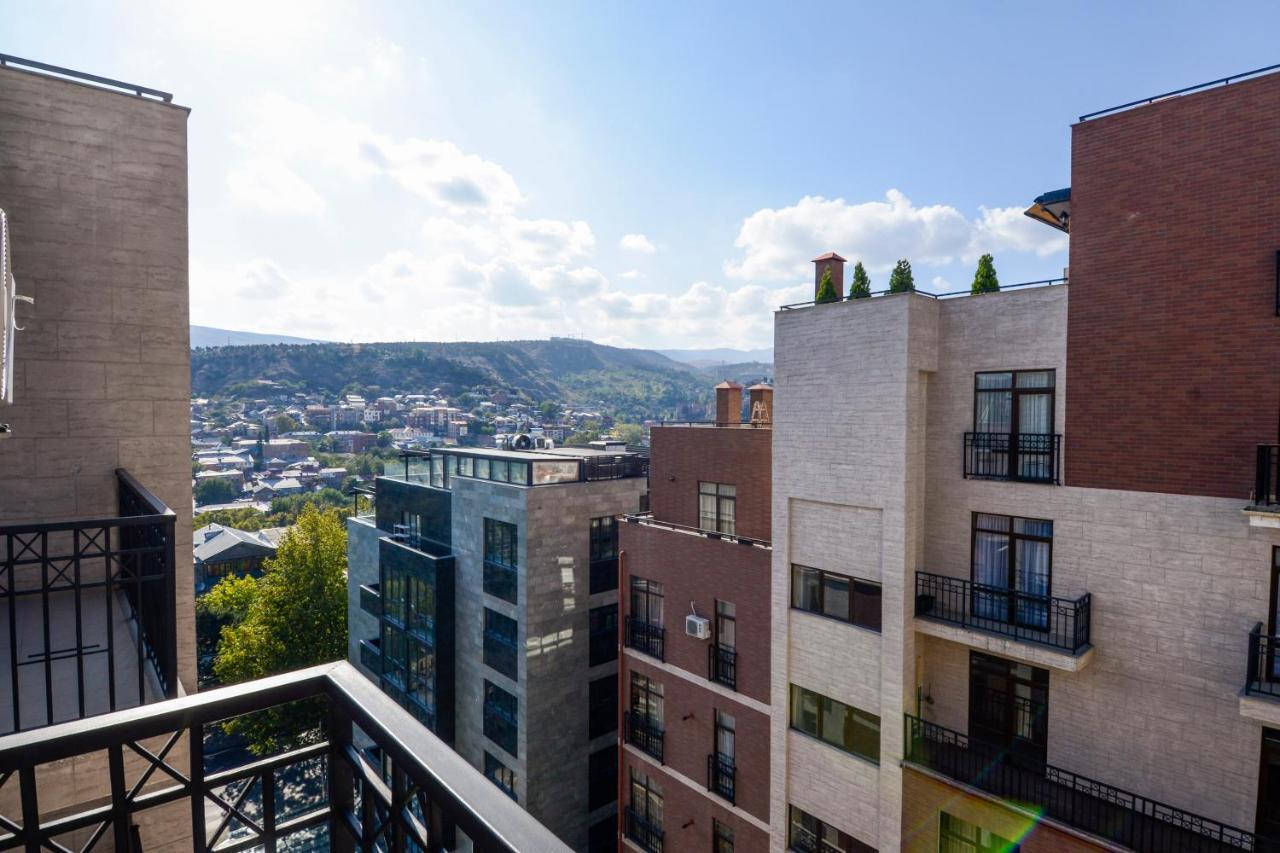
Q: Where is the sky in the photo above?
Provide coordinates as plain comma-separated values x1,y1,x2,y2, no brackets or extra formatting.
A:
8,2,1280,350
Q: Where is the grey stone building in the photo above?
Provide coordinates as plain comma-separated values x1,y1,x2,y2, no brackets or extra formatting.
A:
348,443,647,851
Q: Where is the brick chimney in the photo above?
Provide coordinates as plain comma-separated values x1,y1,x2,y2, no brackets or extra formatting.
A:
714,380,743,425
812,252,846,300
747,383,773,425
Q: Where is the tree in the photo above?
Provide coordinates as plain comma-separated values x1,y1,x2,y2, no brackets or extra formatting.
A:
971,253,999,294
376,430,393,449
212,505,348,754
195,506,267,532
849,261,871,299
611,422,645,446
195,477,239,506
195,574,259,686
815,266,839,304
888,259,915,293
273,414,300,435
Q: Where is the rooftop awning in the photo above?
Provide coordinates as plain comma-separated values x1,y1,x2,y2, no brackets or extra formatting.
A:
1024,187,1070,233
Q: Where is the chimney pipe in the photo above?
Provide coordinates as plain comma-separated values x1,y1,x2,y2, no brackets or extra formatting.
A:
748,383,773,425
714,381,743,425
812,252,847,300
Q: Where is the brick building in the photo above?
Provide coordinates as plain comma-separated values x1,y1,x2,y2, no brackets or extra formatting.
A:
619,382,774,853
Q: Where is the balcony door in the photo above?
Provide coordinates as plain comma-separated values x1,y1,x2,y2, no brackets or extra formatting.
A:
968,652,1048,770
1259,728,1280,845
974,370,1055,480
971,513,1053,631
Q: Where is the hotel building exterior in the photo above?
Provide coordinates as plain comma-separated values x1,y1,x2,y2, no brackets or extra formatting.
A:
769,69,1280,852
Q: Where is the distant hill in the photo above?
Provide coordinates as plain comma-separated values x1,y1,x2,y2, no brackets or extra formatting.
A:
192,325,328,348
696,361,774,387
190,338,712,422
659,346,774,368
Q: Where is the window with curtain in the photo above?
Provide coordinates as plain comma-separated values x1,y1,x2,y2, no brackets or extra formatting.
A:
790,565,882,632
973,370,1056,480
788,684,879,764
699,481,737,535
939,812,1021,853
630,576,664,626
972,512,1053,628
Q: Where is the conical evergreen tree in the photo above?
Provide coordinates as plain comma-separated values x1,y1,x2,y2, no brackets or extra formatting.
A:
849,261,871,299
971,253,999,294
888,259,915,293
815,266,839,304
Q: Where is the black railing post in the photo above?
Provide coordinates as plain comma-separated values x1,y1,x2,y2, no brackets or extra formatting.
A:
189,722,207,850
162,512,177,697
327,699,356,853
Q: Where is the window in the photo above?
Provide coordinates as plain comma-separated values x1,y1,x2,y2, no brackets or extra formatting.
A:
483,680,518,757
483,518,518,603
790,565,882,632
589,604,618,666
788,685,879,764
483,608,519,681
628,672,664,760
972,370,1057,481
710,710,736,803
971,513,1053,629
787,805,874,853
698,481,736,535
589,516,620,593
713,820,734,853
939,812,1020,853
627,768,663,853
588,745,617,810
484,751,517,801
715,600,736,650
630,577,664,626
589,674,617,738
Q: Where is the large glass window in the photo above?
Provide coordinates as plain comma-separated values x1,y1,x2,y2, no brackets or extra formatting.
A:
698,481,736,535
588,674,617,738
939,812,1020,853
790,565,882,632
971,513,1053,629
589,516,619,593
973,370,1057,480
788,805,874,853
483,607,519,681
788,685,879,764
589,604,618,666
483,680,518,757
588,746,617,810
484,751,517,801
628,768,663,830
483,518,518,603
630,672,664,725
713,820,734,853
630,577,664,626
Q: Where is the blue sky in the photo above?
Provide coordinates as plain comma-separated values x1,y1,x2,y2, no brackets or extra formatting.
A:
8,2,1280,349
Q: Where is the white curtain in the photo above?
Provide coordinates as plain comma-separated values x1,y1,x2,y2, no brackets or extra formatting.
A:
1015,538,1051,629
972,524,1009,621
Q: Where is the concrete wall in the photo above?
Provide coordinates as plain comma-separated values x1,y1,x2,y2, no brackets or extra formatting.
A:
347,516,381,679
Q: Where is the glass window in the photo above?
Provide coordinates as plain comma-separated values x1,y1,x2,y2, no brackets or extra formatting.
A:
458,456,474,477
508,461,528,484
972,512,1053,628
630,576,664,626
939,812,1020,853
589,604,618,666
713,819,734,853
629,768,663,824
588,746,617,811
476,457,490,479
588,674,617,738
630,672,663,724
484,519,518,603
788,684,879,764
484,751,517,801
698,481,737,535
790,565,881,632
491,460,509,483
788,805,874,853
483,608,519,681
483,680,518,757
821,573,850,620
590,516,619,561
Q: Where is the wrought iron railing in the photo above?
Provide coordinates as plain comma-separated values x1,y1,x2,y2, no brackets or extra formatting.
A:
963,432,1061,484
1255,445,1279,508
625,710,664,763
1246,622,1280,699
708,644,737,690
625,617,665,661
1,469,177,734
581,455,648,481
0,662,567,851
358,583,382,617
624,806,663,853
904,713,1265,852
915,571,1090,654
778,276,1067,310
706,753,735,804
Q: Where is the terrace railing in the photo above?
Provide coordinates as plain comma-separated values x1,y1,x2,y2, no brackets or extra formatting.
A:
708,644,737,690
624,616,665,662
706,752,736,804
1246,622,1280,699
964,432,1061,484
623,806,663,853
915,571,1091,654
625,710,664,763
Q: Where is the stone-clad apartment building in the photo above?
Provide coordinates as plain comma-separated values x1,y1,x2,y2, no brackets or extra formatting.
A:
769,69,1280,851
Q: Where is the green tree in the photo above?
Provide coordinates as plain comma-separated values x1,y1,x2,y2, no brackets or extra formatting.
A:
195,506,267,531
971,253,999,294
849,261,871,299
195,477,239,506
888,259,915,293
815,266,839,304
611,422,645,446
212,506,348,754
195,574,260,686
273,414,300,434
376,430,393,449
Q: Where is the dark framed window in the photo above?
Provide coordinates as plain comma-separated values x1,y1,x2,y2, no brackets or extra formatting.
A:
939,812,1020,853
789,684,879,764
484,751,517,801
483,607,519,681
589,604,618,666
788,805,874,853
973,370,1055,435
631,576,664,626
483,680,518,757
589,515,620,593
698,481,736,535
628,767,663,826
630,672,664,725
790,565,882,632
715,600,736,650
588,745,617,810
588,674,617,738
713,819,734,853
483,518,518,603
971,513,1053,629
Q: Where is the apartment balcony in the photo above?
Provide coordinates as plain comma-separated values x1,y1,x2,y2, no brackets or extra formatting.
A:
1241,623,1280,726
624,616,665,662
625,710,664,762
0,470,177,734
914,572,1093,672
358,637,382,675
624,806,663,853
1245,445,1280,527
707,644,737,690
706,752,735,804
904,713,1267,853
0,661,567,851
963,432,1062,485
358,582,382,617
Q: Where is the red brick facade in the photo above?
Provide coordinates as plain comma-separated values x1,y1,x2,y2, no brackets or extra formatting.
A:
648,425,772,540
622,752,770,852
1066,72,1280,498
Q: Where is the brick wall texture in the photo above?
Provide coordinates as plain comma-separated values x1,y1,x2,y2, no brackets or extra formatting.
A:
1066,71,1280,498
648,425,772,541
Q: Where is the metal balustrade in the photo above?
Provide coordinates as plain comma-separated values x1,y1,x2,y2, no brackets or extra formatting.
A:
707,644,737,690
624,806,663,853
625,710,664,763
624,616,665,661
1255,445,1279,508
706,752,735,804
1246,623,1280,699
963,432,1061,484
915,571,1090,654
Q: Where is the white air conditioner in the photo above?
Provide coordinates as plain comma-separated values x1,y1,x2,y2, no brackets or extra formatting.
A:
685,614,711,640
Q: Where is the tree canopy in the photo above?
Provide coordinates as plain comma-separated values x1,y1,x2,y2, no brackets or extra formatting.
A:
815,266,839,304
849,262,871,299
971,253,999,294
195,477,240,506
888,259,915,293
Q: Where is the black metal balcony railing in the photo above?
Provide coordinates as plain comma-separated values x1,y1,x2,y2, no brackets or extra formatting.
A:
904,713,1267,853
358,583,382,617
625,710,664,762
1254,445,1279,508
706,752,735,804
963,432,1062,485
915,571,1091,654
625,617,665,661
1246,623,1280,699
708,644,737,690
358,637,383,676
580,454,649,482
0,662,567,851
1,469,177,735
624,806,663,853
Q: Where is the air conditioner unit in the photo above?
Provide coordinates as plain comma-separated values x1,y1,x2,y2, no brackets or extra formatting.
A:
685,615,711,640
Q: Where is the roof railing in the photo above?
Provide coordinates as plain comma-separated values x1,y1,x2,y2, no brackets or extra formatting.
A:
0,52,173,102
1079,62,1280,122
778,277,1066,311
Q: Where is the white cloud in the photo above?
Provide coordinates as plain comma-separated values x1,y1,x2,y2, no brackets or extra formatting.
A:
372,137,524,213
619,233,656,254
619,269,642,280
227,158,326,216
725,190,1067,281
